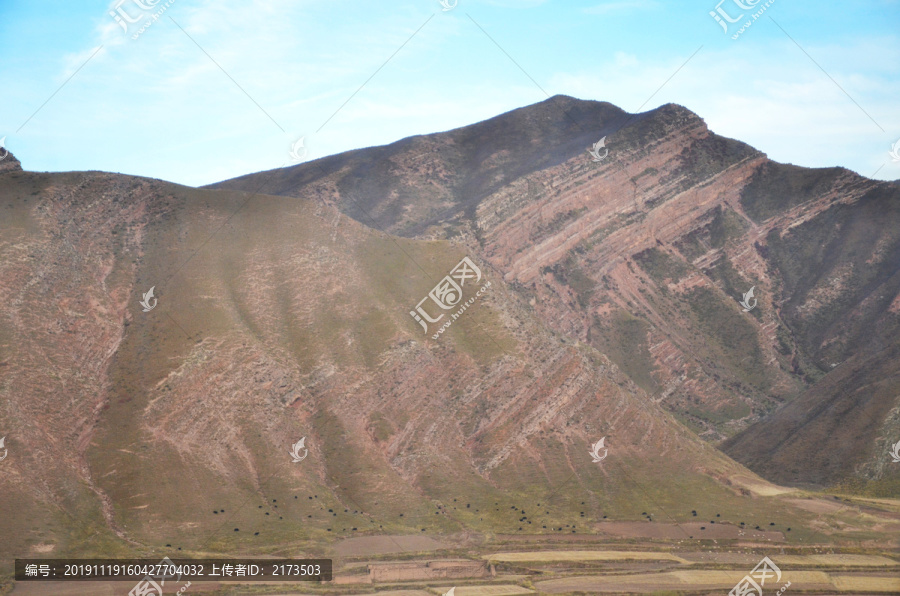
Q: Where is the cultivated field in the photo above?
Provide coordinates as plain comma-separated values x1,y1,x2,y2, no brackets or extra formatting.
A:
8,497,900,596
484,551,691,564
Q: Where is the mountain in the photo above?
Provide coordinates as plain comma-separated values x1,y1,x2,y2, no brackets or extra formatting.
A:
0,146,787,566
211,95,900,494
1,93,898,570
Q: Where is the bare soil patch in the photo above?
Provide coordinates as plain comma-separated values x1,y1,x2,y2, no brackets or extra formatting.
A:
431,586,533,596
779,554,899,567
266,592,432,596
484,550,690,564
536,570,832,593
785,498,847,514
11,580,220,595
334,535,452,556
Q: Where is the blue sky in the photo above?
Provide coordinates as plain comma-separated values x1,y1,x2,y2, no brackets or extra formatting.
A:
2,0,898,187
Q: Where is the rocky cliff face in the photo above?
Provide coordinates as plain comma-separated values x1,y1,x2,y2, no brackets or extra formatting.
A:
213,95,900,492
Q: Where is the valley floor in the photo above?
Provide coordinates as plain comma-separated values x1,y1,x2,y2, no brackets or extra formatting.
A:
9,532,900,595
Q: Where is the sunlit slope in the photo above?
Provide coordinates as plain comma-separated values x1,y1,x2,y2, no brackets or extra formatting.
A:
0,165,794,562
211,96,900,495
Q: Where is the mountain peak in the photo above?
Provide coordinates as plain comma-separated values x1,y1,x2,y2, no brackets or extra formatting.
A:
535,95,705,128
209,95,731,238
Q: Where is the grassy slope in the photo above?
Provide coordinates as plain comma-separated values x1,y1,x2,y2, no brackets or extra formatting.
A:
0,169,802,567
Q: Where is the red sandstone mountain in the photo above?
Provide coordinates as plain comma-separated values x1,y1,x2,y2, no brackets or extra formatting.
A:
212,95,900,493
1,96,898,567
0,146,776,565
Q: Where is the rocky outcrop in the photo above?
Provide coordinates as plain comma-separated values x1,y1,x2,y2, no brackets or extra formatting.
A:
0,150,22,174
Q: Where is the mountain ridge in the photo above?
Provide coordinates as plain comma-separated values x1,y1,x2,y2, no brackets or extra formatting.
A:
212,95,900,492
0,160,792,563
1,95,898,567
207,96,720,236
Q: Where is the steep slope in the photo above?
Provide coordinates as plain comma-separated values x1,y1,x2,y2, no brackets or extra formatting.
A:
722,177,900,490
722,343,900,492
212,95,900,493
208,96,631,237
0,157,793,566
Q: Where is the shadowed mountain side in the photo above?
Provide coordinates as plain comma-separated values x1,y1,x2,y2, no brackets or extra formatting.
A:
722,342,900,492
722,181,900,491
745,179,900,374
207,96,639,236
0,166,793,564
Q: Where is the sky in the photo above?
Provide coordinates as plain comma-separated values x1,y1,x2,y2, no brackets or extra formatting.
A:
1,0,899,187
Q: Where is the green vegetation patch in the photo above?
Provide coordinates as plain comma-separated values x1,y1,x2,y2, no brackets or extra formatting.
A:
357,236,513,364
674,229,709,262
631,166,659,183
708,205,750,248
539,207,587,236
684,286,769,392
591,310,659,394
705,256,760,320
542,255,596,309
634,247,692,285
